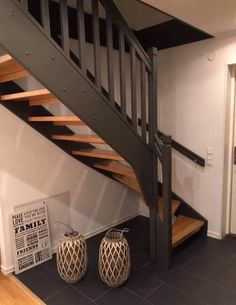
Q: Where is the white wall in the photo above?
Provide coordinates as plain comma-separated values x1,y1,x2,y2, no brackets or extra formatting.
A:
144,34,236,238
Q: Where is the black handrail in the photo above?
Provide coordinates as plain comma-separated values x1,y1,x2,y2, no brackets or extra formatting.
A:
137,117,205,167
157,131,205,167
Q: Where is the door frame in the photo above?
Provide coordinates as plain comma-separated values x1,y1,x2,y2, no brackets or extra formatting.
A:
223,64,236,235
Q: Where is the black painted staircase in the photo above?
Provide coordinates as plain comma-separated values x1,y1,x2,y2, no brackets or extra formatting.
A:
0,0,207,268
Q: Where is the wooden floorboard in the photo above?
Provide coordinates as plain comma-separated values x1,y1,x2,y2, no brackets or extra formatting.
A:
0,273,45,305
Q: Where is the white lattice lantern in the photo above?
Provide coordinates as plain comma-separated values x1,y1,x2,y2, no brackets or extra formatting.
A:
57,231,87,284
99,228,130,287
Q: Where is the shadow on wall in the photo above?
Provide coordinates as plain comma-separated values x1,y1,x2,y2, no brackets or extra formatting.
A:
172,151,203,211
70,170,138,235
157,52,178,138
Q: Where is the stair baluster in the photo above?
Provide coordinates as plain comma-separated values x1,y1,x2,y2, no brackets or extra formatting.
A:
130,46,137,132
21,0,28,10
106,10,115,107
60,0,70,56
40,0,50,36
92,0,101,90
76,0,86,74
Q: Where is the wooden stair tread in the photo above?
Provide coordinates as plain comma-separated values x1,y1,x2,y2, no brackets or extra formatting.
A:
113,174,140,192
0,54,12,64
158,197,181,220
94,160,135,178
0,54,29,82
1,89,51,101
1,89,60,106
72,148,124,161
172,216,205,248
28,116,84,125
52,134,105,144
112,174,181,217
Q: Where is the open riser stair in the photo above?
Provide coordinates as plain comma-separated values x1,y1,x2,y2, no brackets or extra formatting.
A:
0,0,207,269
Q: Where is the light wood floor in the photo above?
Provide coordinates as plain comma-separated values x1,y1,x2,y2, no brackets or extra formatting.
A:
0,273,45,305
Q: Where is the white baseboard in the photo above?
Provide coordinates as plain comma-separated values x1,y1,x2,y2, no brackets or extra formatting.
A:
1,212,140,274
1,264,15,275
84,212,140,239
207,231,222,240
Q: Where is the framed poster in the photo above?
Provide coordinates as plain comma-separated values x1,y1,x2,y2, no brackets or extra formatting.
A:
10,201,52,274
14,192,71,250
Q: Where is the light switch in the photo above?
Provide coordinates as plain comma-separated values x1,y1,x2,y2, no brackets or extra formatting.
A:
206,147,213,166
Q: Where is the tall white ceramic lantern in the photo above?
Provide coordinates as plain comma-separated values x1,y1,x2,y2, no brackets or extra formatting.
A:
57,231,88,284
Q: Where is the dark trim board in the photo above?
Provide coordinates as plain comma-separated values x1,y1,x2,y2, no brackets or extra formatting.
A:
27,0,212,51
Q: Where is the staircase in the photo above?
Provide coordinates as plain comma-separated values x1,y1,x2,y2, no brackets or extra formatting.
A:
0,0,207,268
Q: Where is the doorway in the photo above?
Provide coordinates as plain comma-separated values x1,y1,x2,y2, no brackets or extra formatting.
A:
224,65,236,235
230,70,236,234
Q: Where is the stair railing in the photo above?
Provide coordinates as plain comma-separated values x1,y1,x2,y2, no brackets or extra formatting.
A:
15,0,171,267
17,0,152,145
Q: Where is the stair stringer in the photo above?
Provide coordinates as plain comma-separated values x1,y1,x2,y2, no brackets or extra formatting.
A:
0,0,154,206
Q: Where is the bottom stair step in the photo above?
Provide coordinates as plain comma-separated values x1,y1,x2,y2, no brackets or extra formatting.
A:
172,216,205,248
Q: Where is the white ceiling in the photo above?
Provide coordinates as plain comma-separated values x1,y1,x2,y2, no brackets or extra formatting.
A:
139,0,236,36
114,0,172,30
